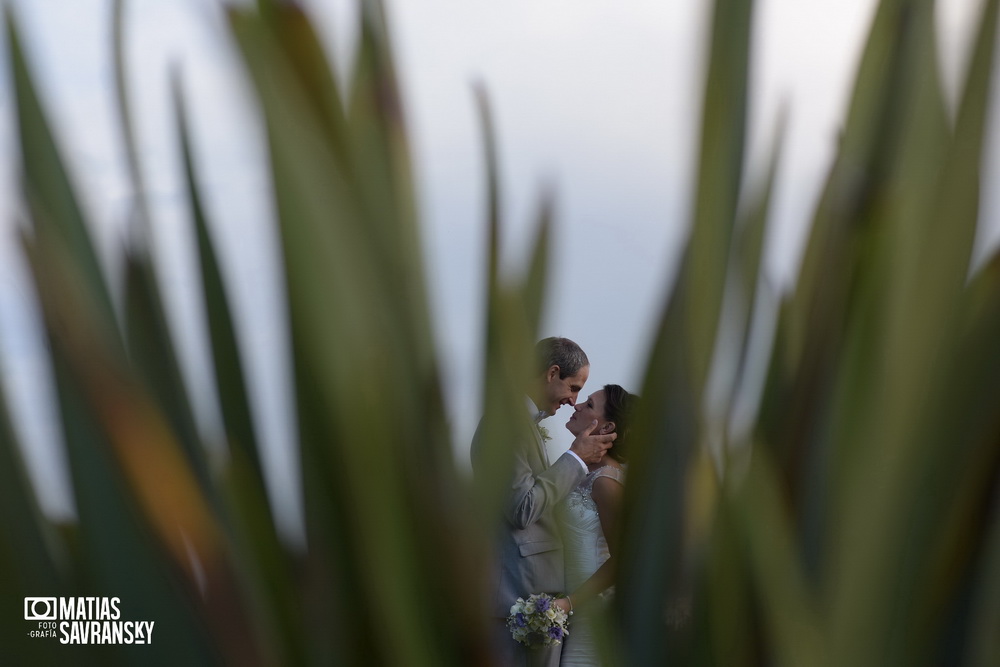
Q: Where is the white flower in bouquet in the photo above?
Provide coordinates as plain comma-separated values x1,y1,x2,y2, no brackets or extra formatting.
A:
506,593,570,648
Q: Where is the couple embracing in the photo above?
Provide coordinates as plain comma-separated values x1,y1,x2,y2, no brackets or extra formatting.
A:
471,337,638,667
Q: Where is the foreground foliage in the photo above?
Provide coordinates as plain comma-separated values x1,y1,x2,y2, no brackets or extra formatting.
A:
1,0,998,665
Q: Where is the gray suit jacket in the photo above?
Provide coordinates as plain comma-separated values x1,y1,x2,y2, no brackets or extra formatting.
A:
471,409,587,620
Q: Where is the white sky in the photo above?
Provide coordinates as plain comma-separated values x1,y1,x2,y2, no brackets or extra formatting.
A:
0,0,992,537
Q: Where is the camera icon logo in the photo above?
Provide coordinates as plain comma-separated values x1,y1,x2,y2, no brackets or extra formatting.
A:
24,598,57,621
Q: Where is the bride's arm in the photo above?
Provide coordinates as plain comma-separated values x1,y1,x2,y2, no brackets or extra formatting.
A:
555,475,624,612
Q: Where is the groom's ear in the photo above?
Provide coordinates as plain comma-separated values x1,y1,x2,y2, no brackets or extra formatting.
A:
545,365,560,382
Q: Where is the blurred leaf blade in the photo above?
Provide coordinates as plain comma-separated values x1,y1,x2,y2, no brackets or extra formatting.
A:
684,0,754,394
5,7,118,334
171,75,268,494
228,7,389,661
619,0,755,663
0,372,69,667
112,0,152,229
172,68,308,665
0,375,63,589
619,276,699,664
969,496,1000,667
0,0,998,664
733,447,823,667
231,5,485,665
471,84,536,526
122,251,215,494
522,190,553,338
824,1,998,663
22,233,222,665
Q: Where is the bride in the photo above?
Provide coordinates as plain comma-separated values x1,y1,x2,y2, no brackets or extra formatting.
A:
554,384,636,666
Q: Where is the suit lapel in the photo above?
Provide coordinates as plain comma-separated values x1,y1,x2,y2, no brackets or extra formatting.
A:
532,422,550,469
523,397,550,470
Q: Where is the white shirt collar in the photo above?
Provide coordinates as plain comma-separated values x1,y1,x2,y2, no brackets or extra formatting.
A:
525,396,547,424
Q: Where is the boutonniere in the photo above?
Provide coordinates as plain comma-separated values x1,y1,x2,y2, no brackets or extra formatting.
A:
537,424,552,443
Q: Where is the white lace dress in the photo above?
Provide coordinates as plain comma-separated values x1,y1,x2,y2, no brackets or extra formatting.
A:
558,465,625,667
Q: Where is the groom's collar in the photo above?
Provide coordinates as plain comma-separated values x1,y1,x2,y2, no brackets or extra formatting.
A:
525,396,547,424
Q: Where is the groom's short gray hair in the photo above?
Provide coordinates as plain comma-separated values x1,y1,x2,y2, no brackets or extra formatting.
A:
535,337,589,379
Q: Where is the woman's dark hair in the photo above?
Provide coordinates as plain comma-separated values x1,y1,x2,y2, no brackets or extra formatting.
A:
603,384,638,463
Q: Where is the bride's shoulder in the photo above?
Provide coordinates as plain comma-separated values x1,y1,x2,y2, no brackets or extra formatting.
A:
591,464,626,486
590,469,625,508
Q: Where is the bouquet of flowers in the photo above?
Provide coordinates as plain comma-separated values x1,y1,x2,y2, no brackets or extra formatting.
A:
506,593,570,648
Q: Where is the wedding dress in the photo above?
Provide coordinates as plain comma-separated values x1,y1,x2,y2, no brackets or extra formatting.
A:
558,465,625,667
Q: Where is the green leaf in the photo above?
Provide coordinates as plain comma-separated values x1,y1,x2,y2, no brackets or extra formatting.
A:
823,1,996,662
112,0,152,230
22,234,220,666
231,7,480,664
684,0,754,395
173,72,307,665
618,0,755,661
0,373,71,664
521,189,553,338
733,448,823,667
5,8,119,338
122,251,214,495
618,275,698,664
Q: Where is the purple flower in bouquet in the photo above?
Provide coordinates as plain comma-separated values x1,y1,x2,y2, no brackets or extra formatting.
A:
507,593,570,648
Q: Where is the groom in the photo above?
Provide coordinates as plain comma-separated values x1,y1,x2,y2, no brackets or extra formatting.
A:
471,337,615,667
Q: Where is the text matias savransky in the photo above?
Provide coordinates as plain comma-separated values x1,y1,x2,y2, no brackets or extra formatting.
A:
24,596,155,645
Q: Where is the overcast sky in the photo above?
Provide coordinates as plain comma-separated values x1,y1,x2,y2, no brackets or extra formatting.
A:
0,0,992,536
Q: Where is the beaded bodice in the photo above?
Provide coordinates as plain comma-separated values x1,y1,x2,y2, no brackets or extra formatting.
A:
559,465,625,591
